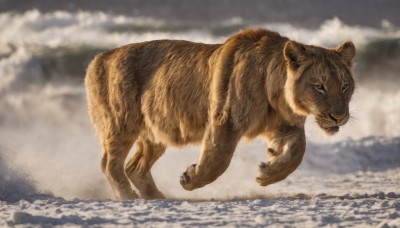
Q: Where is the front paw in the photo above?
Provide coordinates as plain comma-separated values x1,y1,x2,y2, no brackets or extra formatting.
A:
256,162,271,186
256,161,286,186
180,164,197,191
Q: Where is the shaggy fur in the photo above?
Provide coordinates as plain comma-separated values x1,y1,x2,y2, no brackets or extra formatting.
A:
84,29,356,199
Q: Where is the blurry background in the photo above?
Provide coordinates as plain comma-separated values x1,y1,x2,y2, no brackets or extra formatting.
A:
2,0,400,27
0,0,399,200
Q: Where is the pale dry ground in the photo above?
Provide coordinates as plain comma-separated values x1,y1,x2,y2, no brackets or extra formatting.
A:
1,168,399,227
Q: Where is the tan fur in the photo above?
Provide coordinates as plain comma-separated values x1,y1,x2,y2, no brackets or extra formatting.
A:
84,29,356,199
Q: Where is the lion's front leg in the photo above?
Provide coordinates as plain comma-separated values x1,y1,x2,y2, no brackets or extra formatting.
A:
180,124,241,191
257,126,306,186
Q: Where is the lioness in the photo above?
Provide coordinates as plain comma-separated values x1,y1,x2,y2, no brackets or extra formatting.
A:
85,29,355,199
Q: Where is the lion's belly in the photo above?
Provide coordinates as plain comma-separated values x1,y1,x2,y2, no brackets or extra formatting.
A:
144,116,207,146
142,99,209,146
141,76,211,146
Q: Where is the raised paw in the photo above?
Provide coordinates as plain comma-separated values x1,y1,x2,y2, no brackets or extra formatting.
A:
256,161,273,186
256,161,287,187
180,164,197,191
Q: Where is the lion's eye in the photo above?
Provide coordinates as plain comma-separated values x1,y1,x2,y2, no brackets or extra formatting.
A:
314,84,325,93
342,83,349,93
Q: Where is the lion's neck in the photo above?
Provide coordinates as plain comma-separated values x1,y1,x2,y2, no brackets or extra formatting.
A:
265,51,306,127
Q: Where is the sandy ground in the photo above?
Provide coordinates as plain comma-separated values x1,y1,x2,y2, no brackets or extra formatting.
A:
1,168,399,227
1,196,399,227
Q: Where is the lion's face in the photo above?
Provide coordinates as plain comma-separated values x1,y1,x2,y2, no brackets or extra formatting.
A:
283,41,356,135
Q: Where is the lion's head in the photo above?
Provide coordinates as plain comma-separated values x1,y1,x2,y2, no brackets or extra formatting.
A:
283,40,356,135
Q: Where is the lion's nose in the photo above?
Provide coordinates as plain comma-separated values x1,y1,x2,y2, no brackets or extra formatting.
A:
328,113,347,123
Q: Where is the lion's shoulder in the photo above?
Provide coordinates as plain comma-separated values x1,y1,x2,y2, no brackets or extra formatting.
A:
226,28,287,45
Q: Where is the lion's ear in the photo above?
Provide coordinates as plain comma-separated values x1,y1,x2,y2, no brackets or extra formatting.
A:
283,41,309,70
335,41,356,66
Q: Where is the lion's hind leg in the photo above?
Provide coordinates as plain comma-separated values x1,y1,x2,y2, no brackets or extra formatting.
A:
87,91,140,199
85,52,144,200
125,138,166,199
100,128,140,200
86,97,139,199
